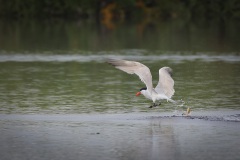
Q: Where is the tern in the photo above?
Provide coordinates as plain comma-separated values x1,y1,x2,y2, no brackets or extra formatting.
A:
107,59,175,108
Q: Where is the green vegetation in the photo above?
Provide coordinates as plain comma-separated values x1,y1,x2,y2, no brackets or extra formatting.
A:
0,0,240,20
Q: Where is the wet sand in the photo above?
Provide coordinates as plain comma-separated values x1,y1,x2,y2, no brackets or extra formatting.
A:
0,110,240,160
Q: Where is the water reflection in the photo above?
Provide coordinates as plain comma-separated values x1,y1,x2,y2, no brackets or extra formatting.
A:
0,19,240,52
1,114,239,160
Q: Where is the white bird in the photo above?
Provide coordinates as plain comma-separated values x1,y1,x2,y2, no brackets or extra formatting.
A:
107,59,175,108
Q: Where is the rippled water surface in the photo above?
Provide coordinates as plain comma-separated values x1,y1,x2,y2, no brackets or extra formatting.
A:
0,52,239,114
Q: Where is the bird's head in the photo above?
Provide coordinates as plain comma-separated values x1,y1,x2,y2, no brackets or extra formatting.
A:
136,87,147,96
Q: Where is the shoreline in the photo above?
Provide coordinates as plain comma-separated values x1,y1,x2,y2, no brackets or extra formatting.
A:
1,109,240,122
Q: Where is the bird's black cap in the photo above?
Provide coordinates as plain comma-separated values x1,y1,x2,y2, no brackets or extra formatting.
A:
140,87,147,91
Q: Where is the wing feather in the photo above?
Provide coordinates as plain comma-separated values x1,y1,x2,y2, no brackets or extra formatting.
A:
107,59,153,93
155,67,175,98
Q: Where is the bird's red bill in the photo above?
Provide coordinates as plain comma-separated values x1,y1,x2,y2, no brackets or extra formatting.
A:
136,92,141,96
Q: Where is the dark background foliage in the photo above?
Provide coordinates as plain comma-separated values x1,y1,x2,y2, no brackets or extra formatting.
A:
0,0,239,20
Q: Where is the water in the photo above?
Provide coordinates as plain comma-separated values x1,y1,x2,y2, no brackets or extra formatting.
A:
0,19,240,160
0,52,239,114
0,113,240,160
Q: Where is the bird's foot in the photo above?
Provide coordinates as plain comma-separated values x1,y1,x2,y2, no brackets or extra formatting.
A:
149,103,157,108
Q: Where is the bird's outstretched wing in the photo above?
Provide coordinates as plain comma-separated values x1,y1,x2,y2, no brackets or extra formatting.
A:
155,67,175,98
107,59,153,93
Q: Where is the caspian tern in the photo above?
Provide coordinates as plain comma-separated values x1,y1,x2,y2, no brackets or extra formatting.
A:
107,59,175,108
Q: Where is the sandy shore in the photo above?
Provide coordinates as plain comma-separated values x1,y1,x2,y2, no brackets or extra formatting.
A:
0,110,240,160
